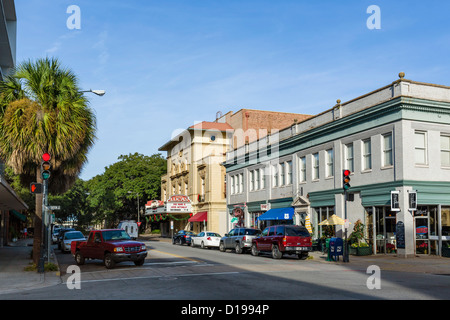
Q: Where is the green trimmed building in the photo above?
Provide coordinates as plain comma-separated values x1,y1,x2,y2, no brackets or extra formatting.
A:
225,73,450,258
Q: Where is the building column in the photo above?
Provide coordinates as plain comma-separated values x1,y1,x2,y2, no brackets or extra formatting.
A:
396,186,415,258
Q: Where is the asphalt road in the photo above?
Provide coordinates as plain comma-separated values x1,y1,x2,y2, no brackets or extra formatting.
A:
4,238,450,303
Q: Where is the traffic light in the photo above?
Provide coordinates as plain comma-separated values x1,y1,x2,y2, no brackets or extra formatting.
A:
30,182,43,194
41,153,51,180
343,169,351,191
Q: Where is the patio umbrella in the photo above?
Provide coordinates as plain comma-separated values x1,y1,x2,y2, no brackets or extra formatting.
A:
305,214,313,233
318,214,347,226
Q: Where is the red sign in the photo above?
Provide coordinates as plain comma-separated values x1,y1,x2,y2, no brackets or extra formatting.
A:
137,222,142,227
167,195,190,203
416,226,428,235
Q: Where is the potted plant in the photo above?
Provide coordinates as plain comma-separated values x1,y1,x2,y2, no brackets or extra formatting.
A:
386,243,396,254
348,220,372,255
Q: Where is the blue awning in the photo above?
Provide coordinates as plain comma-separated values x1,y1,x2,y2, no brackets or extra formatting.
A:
257,207,294,221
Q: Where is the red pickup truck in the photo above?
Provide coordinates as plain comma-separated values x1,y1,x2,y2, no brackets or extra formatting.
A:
71,229,147,269
251,225,312,259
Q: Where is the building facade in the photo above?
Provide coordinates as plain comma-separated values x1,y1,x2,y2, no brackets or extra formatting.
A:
153,109,311,237
225,74,450,258
0,0,28,247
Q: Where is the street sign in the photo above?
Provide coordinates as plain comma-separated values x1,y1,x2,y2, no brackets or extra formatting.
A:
47,205,60,210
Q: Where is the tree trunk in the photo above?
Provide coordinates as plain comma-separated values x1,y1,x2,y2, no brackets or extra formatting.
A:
32,166,43,265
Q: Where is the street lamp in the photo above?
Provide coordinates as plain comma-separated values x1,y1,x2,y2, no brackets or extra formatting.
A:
128,191,140,228
81,89,106,96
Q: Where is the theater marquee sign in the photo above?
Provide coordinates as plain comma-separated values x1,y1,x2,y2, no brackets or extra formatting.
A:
166,195,192,213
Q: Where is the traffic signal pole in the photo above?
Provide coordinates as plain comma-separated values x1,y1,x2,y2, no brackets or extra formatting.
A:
38,153,52,272
343,190,350,263
342,169,351,263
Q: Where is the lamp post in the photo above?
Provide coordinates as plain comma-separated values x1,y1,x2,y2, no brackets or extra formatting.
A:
128,191,140,233
81,89,106,96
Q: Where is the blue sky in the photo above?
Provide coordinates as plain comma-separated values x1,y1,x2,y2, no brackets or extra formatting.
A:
15,0,450,180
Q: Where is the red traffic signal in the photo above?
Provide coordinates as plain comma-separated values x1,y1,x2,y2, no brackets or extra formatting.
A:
41,153,51,180
343,169,351,191
42,153,51,162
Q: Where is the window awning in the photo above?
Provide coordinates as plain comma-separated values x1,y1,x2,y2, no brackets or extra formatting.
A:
257,207,294,221
10,210,26,222
188,211,208,222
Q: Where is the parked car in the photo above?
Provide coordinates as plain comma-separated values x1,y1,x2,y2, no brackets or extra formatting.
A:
57,228,75,250
52,229,61,244
61,231,86,253
251,225,312,259
191,231,221,249
172,230,196,245
219,227,261,253
71,229,147,269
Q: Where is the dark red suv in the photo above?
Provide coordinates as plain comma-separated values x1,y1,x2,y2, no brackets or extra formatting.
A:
251,225,312,259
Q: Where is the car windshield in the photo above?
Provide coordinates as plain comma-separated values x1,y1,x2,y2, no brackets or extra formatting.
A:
64,232,84,240
206,232,221,237
244,229,261,235
102,230,131,241
285,226,310,237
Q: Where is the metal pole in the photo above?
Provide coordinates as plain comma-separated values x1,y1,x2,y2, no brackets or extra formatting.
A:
137,193,140,237
343,191,350,262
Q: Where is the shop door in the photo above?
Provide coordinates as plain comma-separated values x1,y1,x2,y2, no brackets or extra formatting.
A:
375,207,397,254
415,215,430,255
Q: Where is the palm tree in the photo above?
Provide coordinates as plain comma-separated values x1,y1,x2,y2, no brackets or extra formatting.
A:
0,57,96,264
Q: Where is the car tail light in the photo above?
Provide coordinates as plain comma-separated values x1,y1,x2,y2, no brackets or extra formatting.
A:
283,237,287,242
207,237,211,241
243,236,247,242
184,235,187,238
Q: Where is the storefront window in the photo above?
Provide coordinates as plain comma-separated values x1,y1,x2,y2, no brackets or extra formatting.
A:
442,207,450,237
315,206,335,238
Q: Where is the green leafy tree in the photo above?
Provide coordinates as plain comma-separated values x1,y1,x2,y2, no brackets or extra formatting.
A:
86,153,166,228
0,58,96,264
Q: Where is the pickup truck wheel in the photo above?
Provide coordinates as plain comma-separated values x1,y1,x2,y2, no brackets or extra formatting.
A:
219,242,225,252
134,258,145,266
271,245,282,259
104,253,116,269
75,251,85,265
298,253,309,260
235,243,242,254
251,244,259,256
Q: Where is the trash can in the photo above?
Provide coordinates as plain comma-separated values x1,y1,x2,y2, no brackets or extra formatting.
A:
329,237,343,261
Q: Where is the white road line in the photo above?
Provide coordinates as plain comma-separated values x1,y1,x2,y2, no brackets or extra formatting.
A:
63,271,240,285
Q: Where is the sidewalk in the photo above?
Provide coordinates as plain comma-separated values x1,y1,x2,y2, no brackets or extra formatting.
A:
309,250,450,274
0,238,61,296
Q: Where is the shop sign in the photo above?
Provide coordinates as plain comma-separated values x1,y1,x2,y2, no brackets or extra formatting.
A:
390,191,400,212
396,221,405,249
408,191,417,211
261,203,271,211
233,207,244,217
416,226,428,235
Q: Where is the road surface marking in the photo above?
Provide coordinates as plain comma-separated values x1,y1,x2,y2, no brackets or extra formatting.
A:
151,249,202,263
